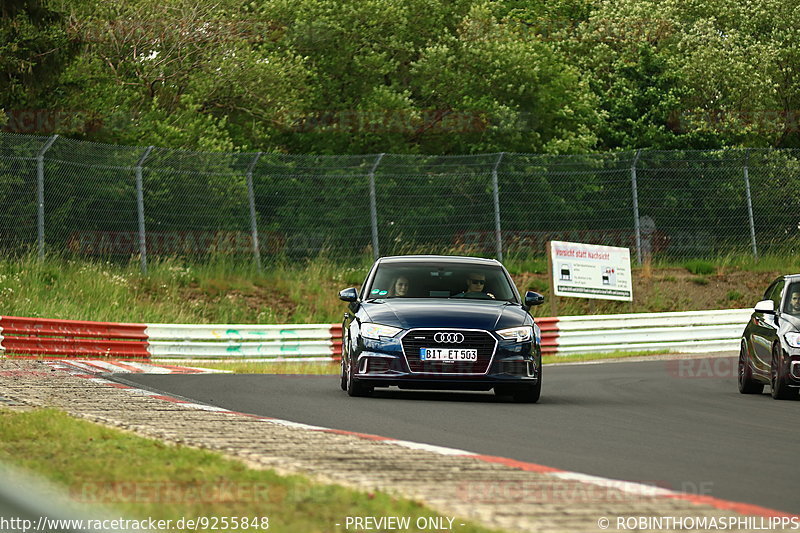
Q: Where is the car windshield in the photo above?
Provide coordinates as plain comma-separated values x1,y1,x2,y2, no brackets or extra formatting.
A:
365,262,517,302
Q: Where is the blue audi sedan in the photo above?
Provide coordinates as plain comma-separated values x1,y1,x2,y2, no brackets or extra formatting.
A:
338,255,545,402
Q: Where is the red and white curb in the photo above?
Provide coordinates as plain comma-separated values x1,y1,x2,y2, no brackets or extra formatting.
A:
43,360,797,521
46,359,227,375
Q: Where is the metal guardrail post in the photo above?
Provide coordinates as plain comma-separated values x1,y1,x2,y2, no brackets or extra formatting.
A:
631,149,643,265
135,146,154,275
36,134,58,259
246,152,263,270
492,152,505,262
368,153,384,260
743,149,758,260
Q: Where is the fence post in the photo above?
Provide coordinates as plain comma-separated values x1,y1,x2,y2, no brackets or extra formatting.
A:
36,134,58,259
246,152,263,269
743,149,758,260
368,153,384,260
135,146,154,275
492,152,505,262
631,149,643,265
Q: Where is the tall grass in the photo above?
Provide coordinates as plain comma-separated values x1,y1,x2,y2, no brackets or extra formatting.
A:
0,251,793,325
0,253,373,324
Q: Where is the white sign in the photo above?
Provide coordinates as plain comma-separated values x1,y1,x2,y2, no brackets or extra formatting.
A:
550,241,633,301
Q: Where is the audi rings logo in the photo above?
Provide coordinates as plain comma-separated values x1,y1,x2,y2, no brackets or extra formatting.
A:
434,332,464,344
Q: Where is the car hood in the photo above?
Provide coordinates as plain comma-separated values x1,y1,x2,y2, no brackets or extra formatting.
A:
360,298,530,331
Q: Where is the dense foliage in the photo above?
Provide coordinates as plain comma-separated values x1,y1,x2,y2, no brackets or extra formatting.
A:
2,0,799,154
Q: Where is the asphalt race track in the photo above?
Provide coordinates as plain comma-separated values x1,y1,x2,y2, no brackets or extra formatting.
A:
115,356,799,515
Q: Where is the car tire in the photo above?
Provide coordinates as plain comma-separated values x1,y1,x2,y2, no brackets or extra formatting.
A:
771,344,797,400
738,341,764,394
346,355,372,397
496,381,541,403
511,381,541,403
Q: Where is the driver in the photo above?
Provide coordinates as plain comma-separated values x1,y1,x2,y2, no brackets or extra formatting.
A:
455,272,494,299
790,290,800,314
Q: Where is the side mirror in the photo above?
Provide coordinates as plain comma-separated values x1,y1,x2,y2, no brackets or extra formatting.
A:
525,291,545,307
754,299,775,313
339,287,359,302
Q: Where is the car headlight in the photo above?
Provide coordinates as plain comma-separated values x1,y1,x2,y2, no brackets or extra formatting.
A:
361,323,403,340
497,326,533,342
785,332,800,348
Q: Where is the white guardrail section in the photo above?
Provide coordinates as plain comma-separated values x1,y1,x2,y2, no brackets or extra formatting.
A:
552,308,752,355
141,309,752,360
145,323,339,359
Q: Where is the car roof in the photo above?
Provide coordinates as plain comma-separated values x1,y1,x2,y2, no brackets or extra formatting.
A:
377,255,501,266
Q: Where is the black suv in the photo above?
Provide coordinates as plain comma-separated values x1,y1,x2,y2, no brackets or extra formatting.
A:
740,274,800,399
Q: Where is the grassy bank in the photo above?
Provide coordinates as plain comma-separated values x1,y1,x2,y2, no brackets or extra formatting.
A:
0,252,791,326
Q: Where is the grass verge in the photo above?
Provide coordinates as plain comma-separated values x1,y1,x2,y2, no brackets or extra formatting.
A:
0,408,502,533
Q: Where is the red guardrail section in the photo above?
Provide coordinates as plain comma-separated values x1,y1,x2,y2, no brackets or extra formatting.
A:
0,316,149,358
536,317,560,355
329,324,343,359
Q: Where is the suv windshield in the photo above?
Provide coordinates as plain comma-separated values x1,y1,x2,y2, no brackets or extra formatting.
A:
365,262,517,302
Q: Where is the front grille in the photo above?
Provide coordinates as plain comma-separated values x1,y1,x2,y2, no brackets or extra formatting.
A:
401,329,496,374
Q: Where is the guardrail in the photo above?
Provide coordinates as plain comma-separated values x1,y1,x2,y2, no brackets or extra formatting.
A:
0,316,149,357
0,309,751,360
539,309,752,355
0,316,342,360
145,323,342,359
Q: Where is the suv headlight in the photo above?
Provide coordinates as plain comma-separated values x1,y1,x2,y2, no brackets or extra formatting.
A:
361,323,403,340
497,326,533,342
785,332,800,348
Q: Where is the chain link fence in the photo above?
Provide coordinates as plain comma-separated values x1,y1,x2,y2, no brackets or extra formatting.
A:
2,131,798,270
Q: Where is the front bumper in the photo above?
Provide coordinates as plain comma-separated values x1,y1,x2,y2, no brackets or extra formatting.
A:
790,360,800,383
352,329,540,390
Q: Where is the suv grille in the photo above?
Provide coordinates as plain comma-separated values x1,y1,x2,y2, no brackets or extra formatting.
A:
401,329,496,374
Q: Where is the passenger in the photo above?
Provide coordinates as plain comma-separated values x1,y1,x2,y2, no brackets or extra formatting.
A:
390,276,410,297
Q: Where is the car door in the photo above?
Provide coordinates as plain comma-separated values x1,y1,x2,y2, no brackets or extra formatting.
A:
750,278,784,375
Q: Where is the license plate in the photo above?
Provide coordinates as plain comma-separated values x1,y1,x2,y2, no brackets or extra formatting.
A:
419,348,478,361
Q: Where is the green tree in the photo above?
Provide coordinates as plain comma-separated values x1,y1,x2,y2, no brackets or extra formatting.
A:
0,0,76,124
411,3,600,154
562,0,800,149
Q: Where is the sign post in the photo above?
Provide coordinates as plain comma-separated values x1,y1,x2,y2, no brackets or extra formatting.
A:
546,242,559,316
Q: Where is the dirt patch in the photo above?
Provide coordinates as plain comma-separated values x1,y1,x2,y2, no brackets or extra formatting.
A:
525,267,781,317
170,266,783,322
180,286,300,322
